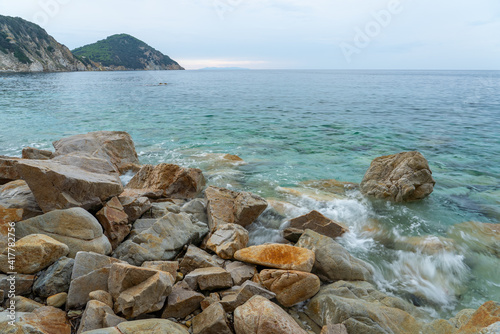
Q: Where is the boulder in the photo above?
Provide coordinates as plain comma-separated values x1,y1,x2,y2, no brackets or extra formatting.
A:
89,290,114,308
0,306,71,334
234,244,315,272
139,201,183,219
52,153,120,176
108,263,174,318
220,280,276,312
114,212,208,266
0,156,21,184
47,292,68,308
206,223,249,259
288,210,348,239
179,245,224,275
118,195,152,223
448,221,500,257
181,198,208,224
52,131,140,174
0,180,42,219
360,151,435,202
205,186,267,231
456,301,500,334
72,251,126,280
305,280,419,334
14,296,44,312
184,267,233,291
0,208,23,251
16,208,112,258
321,324,348,334
234,295,308,334
22,147,53,160
161,281,205,319
83,319,189,334
66,267,111,310
282,227,304,243
201,292,221,310
257,269,321,307
296,229,373,281
142,261,179,279
225,261,257,286
126,163,205,199
15,159,123,213
192,302,232,334
96,197,130,249
33,257,74,297
0,234,68,274
77,300,126,334
0,273,35,296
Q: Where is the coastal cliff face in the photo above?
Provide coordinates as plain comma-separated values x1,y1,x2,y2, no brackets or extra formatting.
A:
0,15,87,73
72,34,184,71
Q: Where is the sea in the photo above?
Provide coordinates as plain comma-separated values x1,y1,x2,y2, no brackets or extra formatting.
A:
1,69,499,319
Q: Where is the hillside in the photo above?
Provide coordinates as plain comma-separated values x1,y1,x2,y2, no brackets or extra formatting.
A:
0,15,88,72
72,34,184,71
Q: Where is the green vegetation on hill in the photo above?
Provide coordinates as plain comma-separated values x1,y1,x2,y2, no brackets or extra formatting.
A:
72,34,182,70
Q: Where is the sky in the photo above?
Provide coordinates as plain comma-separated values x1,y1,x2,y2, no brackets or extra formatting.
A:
1,0,499,70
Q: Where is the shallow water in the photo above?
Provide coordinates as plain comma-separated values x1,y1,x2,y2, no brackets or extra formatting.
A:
1,69,499,318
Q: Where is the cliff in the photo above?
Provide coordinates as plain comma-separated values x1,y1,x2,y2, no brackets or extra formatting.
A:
0,15,87,72
72,34,184,71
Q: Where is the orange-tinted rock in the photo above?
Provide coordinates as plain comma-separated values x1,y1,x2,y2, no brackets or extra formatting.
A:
288,210,348,239
234,244,315,272
457,301,500,334
126,163,205,199
0,180,42,219
1,306,72,334
0,156,21,184
206,223,249,259
96,197,130,249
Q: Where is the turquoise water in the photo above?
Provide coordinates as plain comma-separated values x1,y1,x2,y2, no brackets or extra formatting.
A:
1,70,499,318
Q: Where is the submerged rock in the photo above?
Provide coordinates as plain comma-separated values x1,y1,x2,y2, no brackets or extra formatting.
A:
448,221,500,257
360,151,435,202
234,244,315,272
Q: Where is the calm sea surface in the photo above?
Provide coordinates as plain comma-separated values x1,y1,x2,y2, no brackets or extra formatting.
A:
1,70,499,318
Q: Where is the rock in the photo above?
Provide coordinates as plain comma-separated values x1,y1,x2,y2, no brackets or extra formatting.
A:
207,223,249,259
142,261,179,279
321,324,348,334
282,228,304,243
33,257,74,297
0,273,35,295
108,263,174,318
201,293,221,310
288,210,348,239
52,153,120,176
457,301,500,334
66,267,111,310
15,296,44,312
305,280,419,334
161,281,205,319
480,322,500,334
360,151,435,202
179,245,224,275
16,208,112,258
449,308,475,329
225,261,257,286
257,269,321,307
184,267,233,291
205,186,267,231
72,251,125,280
448,221,500,257
421,319,456,334
47,292,68,308
118,195,152,223
300,179,359,196
22,147,53,160
0,156,21,184
0,207,23,251
89,290,114,308
0,306,71,334
126,163,205,199
192,302,232,334
234,295,308,334
394,235,455,254
220,280,276,312
52,131,140,174
181,198,208,224
113,212,208,266
96,197,130,249
83,319,189,334
0,234,68,274
139,201,182,219
78,300,126,334
234,244,315,272
15,159,123,213
0,180,42,219
296,229,373,281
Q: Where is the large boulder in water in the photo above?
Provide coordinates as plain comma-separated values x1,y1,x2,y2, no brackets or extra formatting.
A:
52,131,140,174
360,151,435,202
15,159,123,213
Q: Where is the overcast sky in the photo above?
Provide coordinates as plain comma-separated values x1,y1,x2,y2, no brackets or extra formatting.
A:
1,0,499,70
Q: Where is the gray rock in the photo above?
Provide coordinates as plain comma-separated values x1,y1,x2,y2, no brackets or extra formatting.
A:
0,180,42,218
296,229,373,282
77,300,125,334
224,261,256,286
67,267,111,310
72,251,126,280
184,267,233,291
83,319,189,334
0,273,35,295
220,280,276,312
192,302,232,334
179,245,224,275
33,257,74,298
161,281,204,319
181,198,208,224
118,195,152,223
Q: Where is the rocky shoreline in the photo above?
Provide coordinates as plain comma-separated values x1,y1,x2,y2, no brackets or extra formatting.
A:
0,131,498,334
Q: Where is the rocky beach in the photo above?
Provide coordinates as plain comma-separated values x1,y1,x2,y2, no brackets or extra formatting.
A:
0,131,498,334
